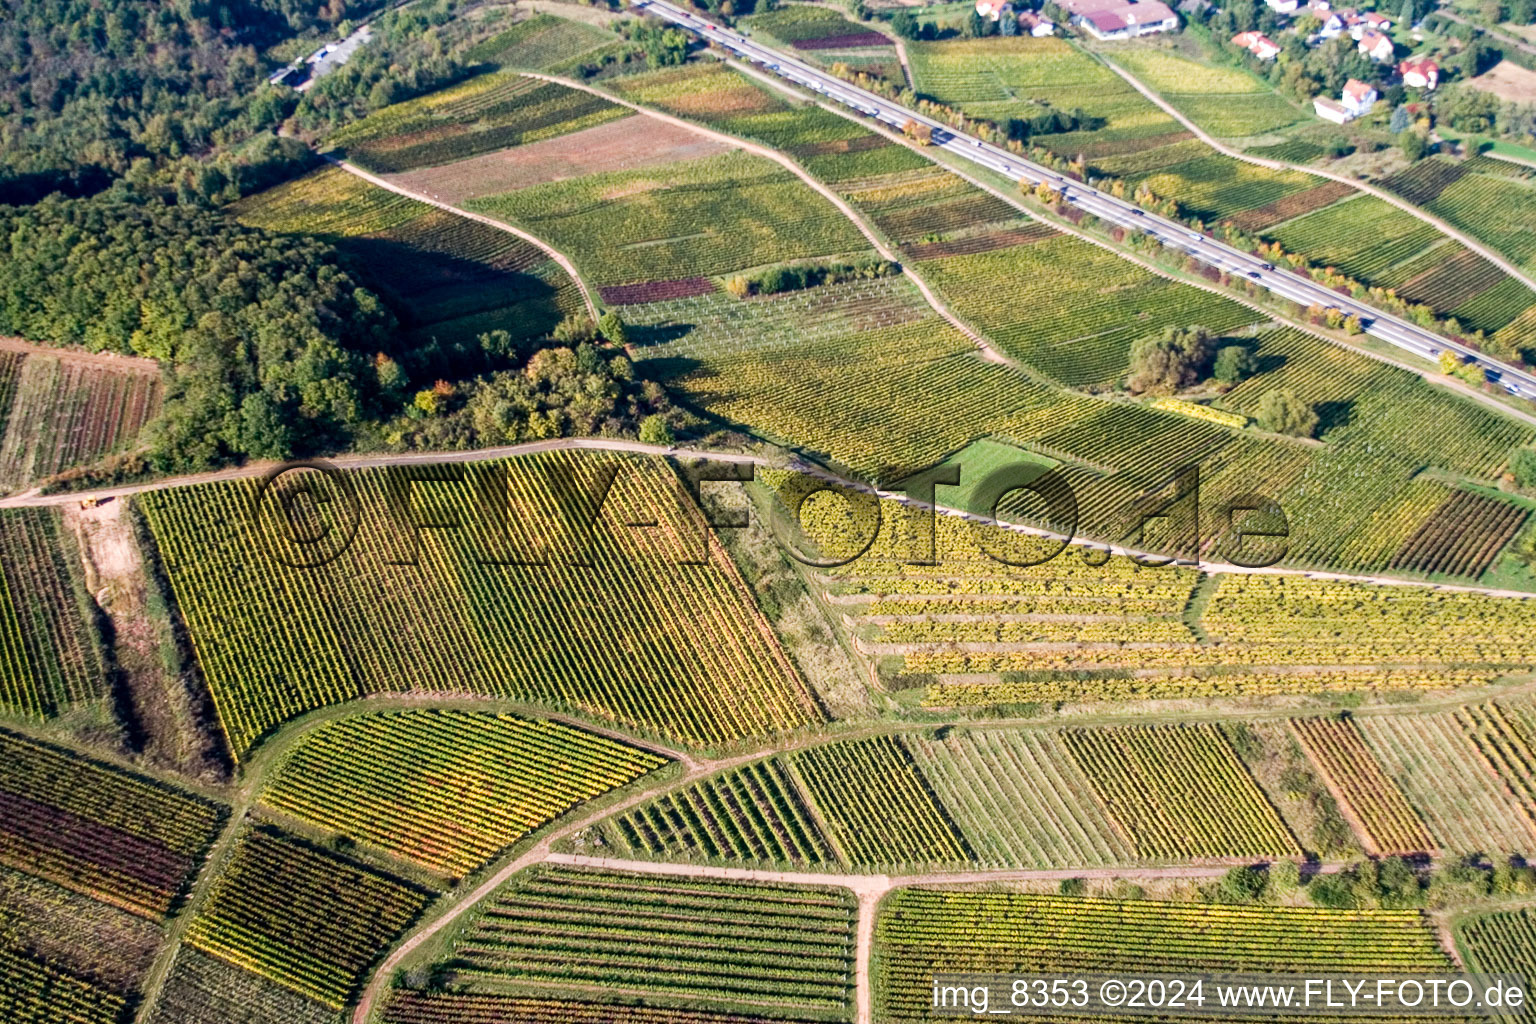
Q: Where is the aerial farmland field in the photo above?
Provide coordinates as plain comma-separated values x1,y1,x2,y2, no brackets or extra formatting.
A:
7,2,1536,1022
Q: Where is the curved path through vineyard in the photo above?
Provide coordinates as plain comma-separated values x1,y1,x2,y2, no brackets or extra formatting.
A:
324,155,603,323
10,435,1536,599
521,71,1011,365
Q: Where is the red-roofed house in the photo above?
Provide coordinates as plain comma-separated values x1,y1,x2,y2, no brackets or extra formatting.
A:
976,0,1014,20
1362,10,1392,28
1357,28,1394,60
1233,30,1281,59
1399,57,1440,89
1062,0,1179,37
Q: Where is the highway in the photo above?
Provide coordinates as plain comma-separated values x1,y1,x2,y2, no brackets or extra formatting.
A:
633,0,1536,401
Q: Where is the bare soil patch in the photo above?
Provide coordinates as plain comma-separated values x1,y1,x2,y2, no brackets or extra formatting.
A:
65,499,225,780
1471,59,1536,104
387,116,735,204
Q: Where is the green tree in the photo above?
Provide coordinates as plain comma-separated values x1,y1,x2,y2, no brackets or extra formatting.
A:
1389,105,1411,133
1212,344,1257,385
1510,445,1536,487
598,311,629,346
1126,326,1217,393
1213,865,1268,904
638,413,675,445
552,314,597,345
1399,130,1428,161
1255,389,1319,438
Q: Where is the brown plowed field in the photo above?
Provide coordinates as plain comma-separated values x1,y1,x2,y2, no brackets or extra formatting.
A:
387,116,735,204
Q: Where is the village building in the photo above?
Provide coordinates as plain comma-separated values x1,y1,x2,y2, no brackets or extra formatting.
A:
1060,0,1179,38
1233,30,1282,59
1313,77,1379,122
1017,10,1058,34
1357,28,1394,61
1399,56,1440,89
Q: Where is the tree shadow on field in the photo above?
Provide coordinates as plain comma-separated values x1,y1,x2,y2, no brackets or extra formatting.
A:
626,321,698,350
1313,399,1354,435
1254,349,1287,376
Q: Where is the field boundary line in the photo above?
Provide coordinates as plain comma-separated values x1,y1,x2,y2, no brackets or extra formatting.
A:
12,433,1536,597
1092,52,1536,298
522,71,1013,363
323,154,601,322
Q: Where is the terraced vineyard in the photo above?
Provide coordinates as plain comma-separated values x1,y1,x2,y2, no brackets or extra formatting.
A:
261,710,666,876
1062,723,1299,859
877,889,1450,1021
139,451,819,757
233,167,582,353
1288,717,1432,855
791,736,969,865
446,864,857,1019
0,730,223,917
186,828,434,1009
0,507,106,718
465,150,870,287
329,74,631,173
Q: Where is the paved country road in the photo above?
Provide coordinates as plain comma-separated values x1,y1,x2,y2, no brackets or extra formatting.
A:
634,0,1536,402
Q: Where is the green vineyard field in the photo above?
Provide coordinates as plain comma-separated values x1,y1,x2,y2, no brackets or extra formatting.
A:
445,864,857,1019
0,507,107,718
877,889,1449,1021
186,828,434,1009
465,150,870,286
261,709,666,876
139,451,819,757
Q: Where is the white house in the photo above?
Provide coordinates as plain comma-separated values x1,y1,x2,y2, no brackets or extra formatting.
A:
1313,10,1346,37
1063,0,1179,38
1399,56,1439,89
1313,78,1378,123
1233,30,1281,59
1357,28,1394,61
976,0,1013,19
1017,10,1058,34
1362,10,1392,29
1265,0,1299,12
